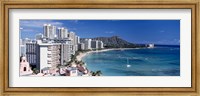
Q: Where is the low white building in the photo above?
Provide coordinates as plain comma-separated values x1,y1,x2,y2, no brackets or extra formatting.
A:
148,43,154,48
66,67,78,76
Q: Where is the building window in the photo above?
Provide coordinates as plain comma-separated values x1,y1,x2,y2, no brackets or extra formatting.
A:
24,67,26,71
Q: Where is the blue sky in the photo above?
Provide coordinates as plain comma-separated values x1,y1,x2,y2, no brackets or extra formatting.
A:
20,20,180,45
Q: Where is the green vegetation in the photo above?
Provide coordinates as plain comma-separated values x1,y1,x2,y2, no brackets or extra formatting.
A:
56,64,62,68
75,60,85,66
66,50,103,76
90,70,102,76
32,68,39,74
91,36,147,48
68,50,90,65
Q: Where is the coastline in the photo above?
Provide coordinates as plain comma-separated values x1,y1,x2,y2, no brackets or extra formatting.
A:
75,47,145,76
76,48,139,61
76,46,180,76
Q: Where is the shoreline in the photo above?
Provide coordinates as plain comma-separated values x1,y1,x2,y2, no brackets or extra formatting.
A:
76,48,140,61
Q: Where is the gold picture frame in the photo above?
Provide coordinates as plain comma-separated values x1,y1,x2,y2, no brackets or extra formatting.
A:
0,0,199,96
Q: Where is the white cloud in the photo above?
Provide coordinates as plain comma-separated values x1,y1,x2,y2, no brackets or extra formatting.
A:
20,20,63,28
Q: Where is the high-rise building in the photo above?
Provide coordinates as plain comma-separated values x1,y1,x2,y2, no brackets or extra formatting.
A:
91,40,98,49
98,41,104,49
78,43,85,50
20,39,25,56
26,38,76,73
26,43,39,69
62,44,72,64
20,45,26,56
20,38,32,56
69,32,75,41
26,40,61,73
76,36,80,44
43,24,50,38
25,23,103,75
84,39,92,50
43,24,56,39
54,39,73,65
64,28,68,38
58,27,66,39
69,32,77,54
52,26,57,39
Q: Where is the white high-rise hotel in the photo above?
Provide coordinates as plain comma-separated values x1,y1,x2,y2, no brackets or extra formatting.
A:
90,40,104,49
24,24,104,73
58,27,68,39
43,24,57,39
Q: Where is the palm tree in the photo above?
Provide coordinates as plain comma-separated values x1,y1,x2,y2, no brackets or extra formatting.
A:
90,71,96,76
56,64,61,69
90,70,102,76
96,70,102,76
79,61,85,66
75,59,80,64
33,68,39,74
63,60,67,65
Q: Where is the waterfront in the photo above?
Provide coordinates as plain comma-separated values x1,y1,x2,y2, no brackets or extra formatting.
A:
19,20,180,76
81,45,180,76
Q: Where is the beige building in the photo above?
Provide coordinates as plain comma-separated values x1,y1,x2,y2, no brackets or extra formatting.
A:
26,40,61,73
26,38,75,73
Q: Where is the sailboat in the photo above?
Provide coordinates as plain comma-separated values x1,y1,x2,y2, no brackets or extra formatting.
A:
126,58,131,68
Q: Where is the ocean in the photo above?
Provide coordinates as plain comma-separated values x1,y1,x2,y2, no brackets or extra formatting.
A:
82,45,180,76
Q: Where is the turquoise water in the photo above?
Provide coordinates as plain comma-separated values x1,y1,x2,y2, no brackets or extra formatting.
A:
83,45,180,76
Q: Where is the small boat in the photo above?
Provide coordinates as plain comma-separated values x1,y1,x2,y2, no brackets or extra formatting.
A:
126,58,131,68
148,43,154,48
127,64,131,68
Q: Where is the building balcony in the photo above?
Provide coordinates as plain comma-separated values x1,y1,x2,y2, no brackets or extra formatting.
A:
48,48,52,51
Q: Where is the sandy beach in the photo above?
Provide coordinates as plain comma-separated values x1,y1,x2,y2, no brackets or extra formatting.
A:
76,48,138,61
